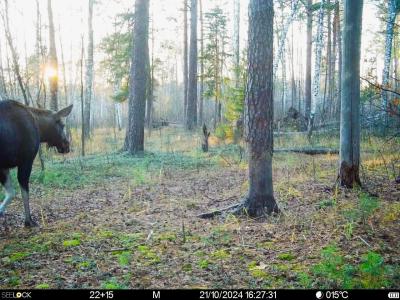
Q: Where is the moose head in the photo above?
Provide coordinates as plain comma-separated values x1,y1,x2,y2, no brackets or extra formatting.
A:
35,105,74,154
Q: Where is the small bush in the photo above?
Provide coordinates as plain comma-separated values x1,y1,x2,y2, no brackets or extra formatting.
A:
312,245,355,288
358,252,389,288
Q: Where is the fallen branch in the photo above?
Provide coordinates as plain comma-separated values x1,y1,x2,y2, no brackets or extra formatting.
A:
197,203,242,219
105,248,129,253
274,147,339,155
197,197,279,219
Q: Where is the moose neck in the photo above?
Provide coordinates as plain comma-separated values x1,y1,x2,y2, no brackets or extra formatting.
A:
29,109,54,143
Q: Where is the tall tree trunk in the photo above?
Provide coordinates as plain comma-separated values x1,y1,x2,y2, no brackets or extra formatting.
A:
146,12,154,131
339,0,363,188
336,0,342,120
305,0,313,124
331,0,338,119
290,17,296,109
323,0,332,118
35,0,42,105
233,0,240,87
308,0,325,137
395,29,399,93
48,0,58,111
2,0,28,105
80,36,85,157
124,0,150,154
242,0,279,216
381,0,397,128
199,0,204,125
84,0,94,139
273,0,300,77
183,0,188,123
0,38,7,99
186,0,198,130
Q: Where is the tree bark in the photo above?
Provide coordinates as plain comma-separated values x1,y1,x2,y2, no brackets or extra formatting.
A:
331,0,338,119
183,0,188,123
339,0,363,188
84,0,94,139
186,0,198,130
80,37,85,157
233,0,240,87
48,0,58,111
336,0,342,120
305,0,312,125
323,0,332,118
0,37,7,99
146,9,154,131
381,0,397,129
124,0,150,154
308,0,325,138
198,0,279,219
242,0,279,216
273,0,299,78
199,0,204,125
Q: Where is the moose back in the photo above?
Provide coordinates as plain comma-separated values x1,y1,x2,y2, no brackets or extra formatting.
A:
0,100,73,227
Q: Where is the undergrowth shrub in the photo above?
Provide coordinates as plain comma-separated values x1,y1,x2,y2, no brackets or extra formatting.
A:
304,244,395,289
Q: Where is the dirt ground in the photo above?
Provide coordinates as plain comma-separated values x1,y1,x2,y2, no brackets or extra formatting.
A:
0,129,399,289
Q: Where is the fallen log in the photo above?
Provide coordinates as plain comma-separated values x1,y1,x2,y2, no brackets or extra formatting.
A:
274,147,339,155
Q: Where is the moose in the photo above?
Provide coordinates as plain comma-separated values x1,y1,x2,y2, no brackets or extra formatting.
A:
0,100,73,227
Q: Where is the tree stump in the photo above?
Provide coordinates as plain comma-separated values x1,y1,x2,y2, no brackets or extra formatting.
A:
202,124,210,152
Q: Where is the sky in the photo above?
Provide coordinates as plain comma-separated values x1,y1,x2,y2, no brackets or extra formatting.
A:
0,0,385,87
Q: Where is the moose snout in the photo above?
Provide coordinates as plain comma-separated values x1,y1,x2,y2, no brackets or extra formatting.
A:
57,140,70,154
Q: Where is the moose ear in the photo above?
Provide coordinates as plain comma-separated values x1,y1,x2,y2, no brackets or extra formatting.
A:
57,105,73,118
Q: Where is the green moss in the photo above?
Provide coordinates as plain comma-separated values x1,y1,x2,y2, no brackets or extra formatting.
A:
198,259,211,269
137,245,160,264
157,232,177,242
36,283,50,289
277,252,295,261
101,278,126,289
10,252,29,262
247,261,269,280
63,239,81,247
117,251,132,267
211,249,231,260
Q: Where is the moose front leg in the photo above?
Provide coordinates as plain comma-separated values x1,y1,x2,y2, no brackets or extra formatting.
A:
0,169,15,217
17,163,38,227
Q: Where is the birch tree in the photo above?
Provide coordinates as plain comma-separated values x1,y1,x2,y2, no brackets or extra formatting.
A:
233,0,240,86
273,0,300,77
84,0,94,139
305,0,313,124
339,0,363,187
308,0,325,137
381,0,398,128
183,0,188,123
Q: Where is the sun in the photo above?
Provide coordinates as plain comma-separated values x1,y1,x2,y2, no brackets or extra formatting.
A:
44,65,58,79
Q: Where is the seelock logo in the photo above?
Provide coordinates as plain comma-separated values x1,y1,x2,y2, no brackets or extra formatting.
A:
1,292,32,299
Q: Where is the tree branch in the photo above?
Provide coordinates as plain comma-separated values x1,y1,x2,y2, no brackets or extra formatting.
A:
361,76,400,97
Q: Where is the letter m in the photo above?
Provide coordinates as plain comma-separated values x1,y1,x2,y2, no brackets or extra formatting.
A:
153,291,161,299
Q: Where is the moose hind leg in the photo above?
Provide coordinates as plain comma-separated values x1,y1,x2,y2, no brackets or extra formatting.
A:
0,169,15,217
17,163,37,227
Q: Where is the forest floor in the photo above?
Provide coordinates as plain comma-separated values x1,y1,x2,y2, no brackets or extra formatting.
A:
0,127,399,289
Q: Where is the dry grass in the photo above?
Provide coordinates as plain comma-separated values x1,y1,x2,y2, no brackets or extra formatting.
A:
0,127,399,289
